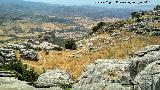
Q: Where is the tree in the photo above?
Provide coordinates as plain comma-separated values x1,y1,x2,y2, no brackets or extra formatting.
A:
92,22,106,33
131,12,141,18
154,5,160,11
0,59,39,82
65,39,77,50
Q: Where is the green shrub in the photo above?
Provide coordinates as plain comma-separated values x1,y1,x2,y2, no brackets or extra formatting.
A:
154,5,160,11
131,12,141,18
65,39,77,50
92,22,106,33
60,84,72,90
0,59,38,82
53,47,63,51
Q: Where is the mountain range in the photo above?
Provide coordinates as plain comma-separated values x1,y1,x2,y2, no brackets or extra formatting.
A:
0,0,156,19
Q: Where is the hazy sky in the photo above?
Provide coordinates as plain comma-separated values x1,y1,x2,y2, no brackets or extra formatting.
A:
24,0,159,7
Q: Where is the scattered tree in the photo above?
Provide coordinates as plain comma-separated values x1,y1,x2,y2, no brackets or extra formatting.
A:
131,12,141,18
92,22,106,33
154,5,160,11
0,59,39,82
65,39,77,50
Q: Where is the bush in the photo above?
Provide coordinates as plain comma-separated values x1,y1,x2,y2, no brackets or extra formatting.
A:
61,84,72,90
154,5,160,11
65,39,77,50
53,47,63,51
92,22,106,33
131,12,141,18
0,59,39,82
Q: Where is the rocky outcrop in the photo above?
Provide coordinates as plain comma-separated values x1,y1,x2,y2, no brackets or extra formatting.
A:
122,10,160,36
0,77,35,90
130,45,160,57
73,45,160,90
0,45,159,90
0,48,16,65
72,59,131,90
36,69,73,87
39,42,61,50
0,77,64,90
20,49,39,61
6,43,26,50
72,83,129,90
134,61,160,90
129,45,160,79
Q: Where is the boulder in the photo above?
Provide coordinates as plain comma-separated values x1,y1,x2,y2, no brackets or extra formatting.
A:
0,77,35,90
20,49,39,61
35,69,73,87
134,61,160,90
39,42,60,50
6,43,26,50
72,59,131,90
129,45,160,79
130,45,160,57
0,48,16,65
72,83,129,90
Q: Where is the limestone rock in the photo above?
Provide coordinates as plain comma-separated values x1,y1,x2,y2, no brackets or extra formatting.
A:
20,49,39,61
0,48,16,65
36,69,73,87
129,45,160,79
135,61,160,90
0,77,35,90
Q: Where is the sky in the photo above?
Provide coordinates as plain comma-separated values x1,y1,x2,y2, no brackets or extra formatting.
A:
24,0,159,8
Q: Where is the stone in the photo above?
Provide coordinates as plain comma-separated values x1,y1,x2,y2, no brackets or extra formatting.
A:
73,59,130,89
0,77,35,90
130,45,160,57
20,49,39,61
129,45,160,79
134,61,160,90
6,43,26,50
72,83,129,90
39,42,60,50
0,48,16,65
36,69,73,87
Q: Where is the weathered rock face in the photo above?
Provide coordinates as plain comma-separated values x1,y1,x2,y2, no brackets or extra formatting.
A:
36,69,73,87
72,59,131,90
6,43,26,50
122,10,160,36
0,48,16,65
129,45,160,79
0,77,64,90
130,45,160,57
134,61,160,90
0,77,35,90
6,43,40,51
73,45,160,90
72,83,129,90
20,49,39,61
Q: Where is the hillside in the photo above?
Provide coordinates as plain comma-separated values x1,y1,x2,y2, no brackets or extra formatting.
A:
20,5,160,80
0,0,151,19
0,1,159,90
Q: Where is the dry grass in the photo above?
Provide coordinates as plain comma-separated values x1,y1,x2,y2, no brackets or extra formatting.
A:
21,32,160,80
0,36,14,41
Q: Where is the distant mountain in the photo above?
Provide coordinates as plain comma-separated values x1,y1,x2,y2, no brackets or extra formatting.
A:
0,0,154,19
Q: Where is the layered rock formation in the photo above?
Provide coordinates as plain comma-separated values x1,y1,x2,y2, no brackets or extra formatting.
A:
72,45,160,90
